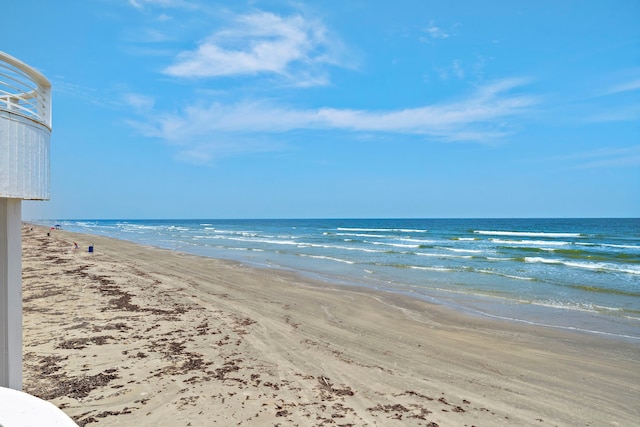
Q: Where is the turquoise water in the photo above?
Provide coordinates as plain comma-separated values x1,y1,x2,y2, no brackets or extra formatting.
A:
47,218,640,341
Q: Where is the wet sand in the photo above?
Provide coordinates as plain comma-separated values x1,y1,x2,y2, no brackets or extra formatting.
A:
21,226,640,426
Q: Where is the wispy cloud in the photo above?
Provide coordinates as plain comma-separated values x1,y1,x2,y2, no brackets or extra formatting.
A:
129,0,197,10
604,78,640,95
134,28,175,43
558,145,640,169
437,59,465,80
52,78,122,109
123,93,155,113
585,76,640,122
422,21,450,40
586,106,640,123
128,78,536,162
162,11,351,85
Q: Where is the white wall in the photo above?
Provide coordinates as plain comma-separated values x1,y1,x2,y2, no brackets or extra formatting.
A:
0,110,50,200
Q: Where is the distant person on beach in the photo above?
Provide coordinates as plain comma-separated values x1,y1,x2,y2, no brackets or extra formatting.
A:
74,242,79,250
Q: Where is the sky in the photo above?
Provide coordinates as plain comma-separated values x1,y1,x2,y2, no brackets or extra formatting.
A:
3,0,639,219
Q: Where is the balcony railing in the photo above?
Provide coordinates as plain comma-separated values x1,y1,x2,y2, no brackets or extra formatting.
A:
0,52,51,129
0,52,51,200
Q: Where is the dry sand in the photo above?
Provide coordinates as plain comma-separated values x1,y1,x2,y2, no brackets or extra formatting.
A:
21,226,640,426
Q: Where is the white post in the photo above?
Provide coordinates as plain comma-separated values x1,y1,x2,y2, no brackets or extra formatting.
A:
0,198,22,390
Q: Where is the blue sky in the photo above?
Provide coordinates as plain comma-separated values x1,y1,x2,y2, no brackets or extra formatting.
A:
5,0,639,219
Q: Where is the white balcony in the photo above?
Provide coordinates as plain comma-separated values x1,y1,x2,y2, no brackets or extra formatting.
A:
0,51,51,200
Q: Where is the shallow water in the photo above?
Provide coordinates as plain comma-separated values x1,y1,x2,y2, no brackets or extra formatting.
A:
45,218,640,341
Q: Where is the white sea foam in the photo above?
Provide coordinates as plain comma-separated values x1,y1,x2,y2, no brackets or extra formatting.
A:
294,242,387,254
476,310,640,341
122,224,160,231
74,221,99,227
335,232,389,238
592,304,623,312
227,237,299,246
442,247,484,254
531,301,630,316
398,238,437,244
341,246,387,254
299,254,354,264
524,257,640,275
475,230,582,238
369,241,421,249
416,253,473,259
490,239,571,246
337,227,427,233
205,229,262,238
476,269,535,281
502,273,535,281
601,243,640,250
524,257,561,265
409,266,456,272
338,227,394,232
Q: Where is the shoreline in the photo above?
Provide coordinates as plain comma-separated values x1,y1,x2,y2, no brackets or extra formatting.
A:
34,221,640,344
22,225,640,425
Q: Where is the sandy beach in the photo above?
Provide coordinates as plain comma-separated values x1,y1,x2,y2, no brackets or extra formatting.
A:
21,226,640,426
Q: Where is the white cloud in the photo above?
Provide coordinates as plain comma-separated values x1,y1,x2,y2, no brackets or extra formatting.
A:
423,21,450,39
605,78,640,95
129,0,196,10
123,93,155,113
587,106,640,123
577,155,640,169
162,11,350,85
436,59,465,81
138,28,173,42
452,60,464,79
129,78,535,161
564,145,640,169
420,21,450,42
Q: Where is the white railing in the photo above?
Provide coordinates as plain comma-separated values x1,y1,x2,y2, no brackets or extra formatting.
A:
0,52,51,129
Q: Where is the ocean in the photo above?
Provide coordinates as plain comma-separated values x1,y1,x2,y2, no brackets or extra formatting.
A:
43,218,640,342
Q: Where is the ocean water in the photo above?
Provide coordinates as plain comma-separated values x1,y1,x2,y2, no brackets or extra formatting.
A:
45,218,640,341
